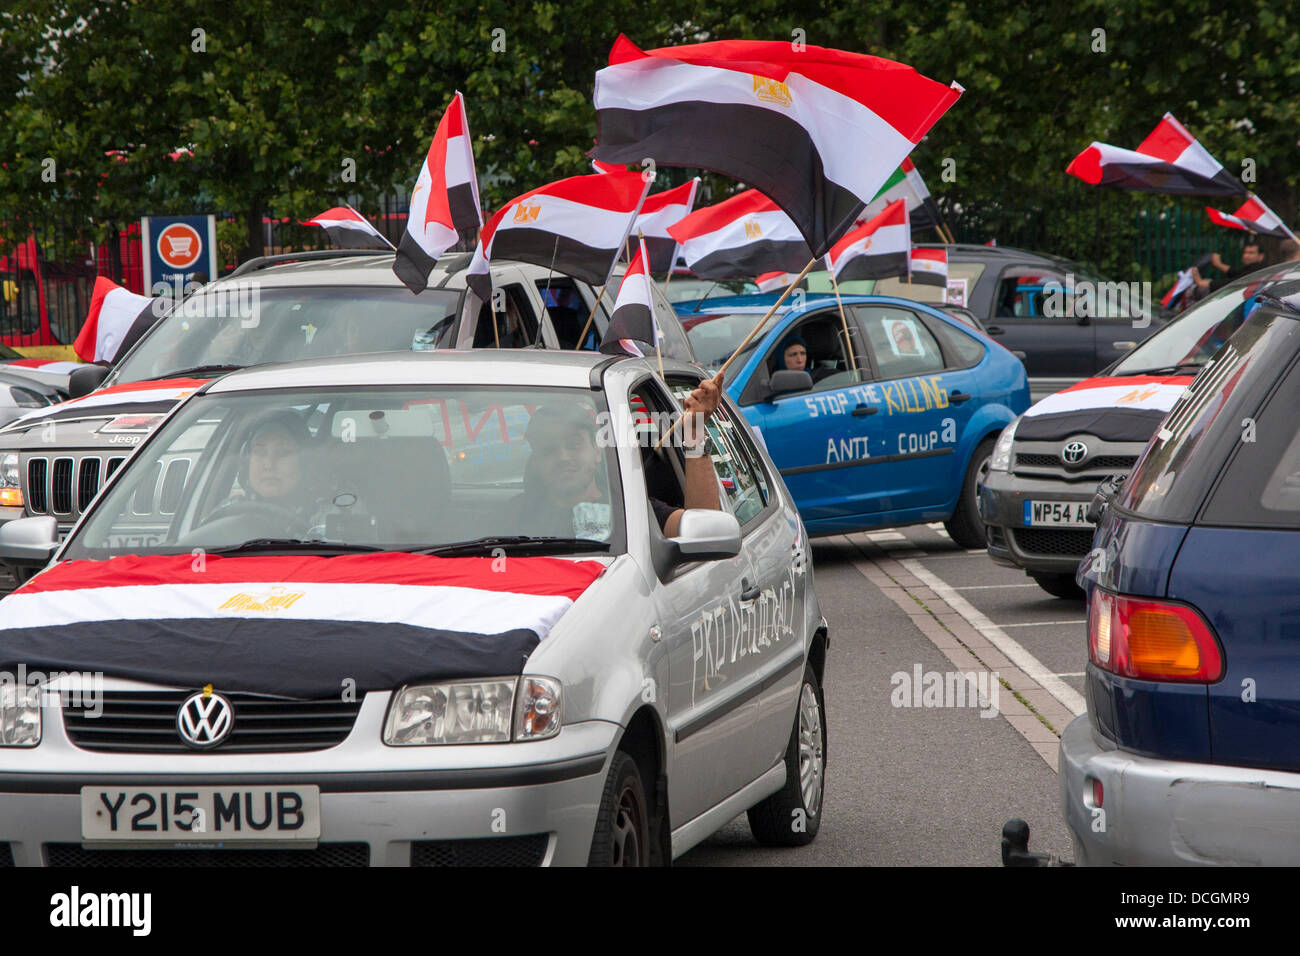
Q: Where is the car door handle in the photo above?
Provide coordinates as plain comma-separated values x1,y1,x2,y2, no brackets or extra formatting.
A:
985,326,1006,336
949,391,972,404
851,404,877,417
740,578,761,602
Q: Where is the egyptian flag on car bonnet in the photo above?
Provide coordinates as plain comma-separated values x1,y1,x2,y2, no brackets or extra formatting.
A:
909,247,948,287
302,206,393,250
590,35,963,258
667,189,811,280
393,92,484,294
73,276,159,363
1205,196,1294,239
1066,113,1244,196
827,200,910,281
464,169,650,305
600,237,658,356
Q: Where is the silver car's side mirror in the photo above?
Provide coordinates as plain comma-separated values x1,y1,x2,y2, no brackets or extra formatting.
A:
0,515,59,567
672,509,741,562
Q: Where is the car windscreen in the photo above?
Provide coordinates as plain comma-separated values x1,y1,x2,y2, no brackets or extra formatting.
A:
1111,281,1258,375
1119,309,1296,523
683,312,774,371
110,287,463,385
64,384,625,559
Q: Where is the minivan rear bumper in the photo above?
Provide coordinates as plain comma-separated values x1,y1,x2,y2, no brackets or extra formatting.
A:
1061,714,1300,865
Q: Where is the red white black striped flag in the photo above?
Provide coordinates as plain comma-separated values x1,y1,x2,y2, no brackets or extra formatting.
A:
301,206,393,250
73,276,158,363
1066,113,1244,196
1205,195,1294,239
465,169,650,305
590,35,962,258
826,199,910,281
393,92,484,294
909,246,948,287
600,236,658,355
667,189,811,280
755,271,799,292
633,178,699,274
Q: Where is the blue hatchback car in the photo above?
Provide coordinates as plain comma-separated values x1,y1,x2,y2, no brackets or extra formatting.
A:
1067,283,1300,865
682,293,1030,544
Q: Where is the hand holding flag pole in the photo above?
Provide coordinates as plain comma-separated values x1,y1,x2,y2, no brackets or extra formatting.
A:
654,256,818,450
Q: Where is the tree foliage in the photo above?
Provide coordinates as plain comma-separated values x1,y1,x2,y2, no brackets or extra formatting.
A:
2,0,1296,275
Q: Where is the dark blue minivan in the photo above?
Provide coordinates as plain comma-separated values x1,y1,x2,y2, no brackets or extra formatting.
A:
1065,282,1300,865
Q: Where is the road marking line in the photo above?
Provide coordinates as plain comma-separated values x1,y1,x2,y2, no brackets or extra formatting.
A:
1056,672,1085,677
953,583,1040,590
998,620,1087,628
867,531,907,542
901,558,1087,719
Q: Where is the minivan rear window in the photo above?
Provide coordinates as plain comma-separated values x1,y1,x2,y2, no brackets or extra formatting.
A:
1119,311,1296,523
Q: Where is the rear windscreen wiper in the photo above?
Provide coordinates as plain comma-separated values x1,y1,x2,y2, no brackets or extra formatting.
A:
414,535,610,557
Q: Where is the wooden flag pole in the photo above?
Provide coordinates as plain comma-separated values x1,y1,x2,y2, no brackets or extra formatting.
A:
827,266,858,373
574,287,605,350
654,256,817,450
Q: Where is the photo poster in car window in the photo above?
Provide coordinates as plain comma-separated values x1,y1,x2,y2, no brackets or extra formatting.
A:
945,278,968,307
883,316,927,358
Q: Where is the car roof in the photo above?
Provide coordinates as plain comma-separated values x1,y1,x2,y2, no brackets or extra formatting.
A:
212,250,633,291
203,348,684,393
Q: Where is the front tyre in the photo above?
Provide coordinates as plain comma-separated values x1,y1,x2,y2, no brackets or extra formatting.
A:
588,750,651,866
945,437,996,549
747,664,826,847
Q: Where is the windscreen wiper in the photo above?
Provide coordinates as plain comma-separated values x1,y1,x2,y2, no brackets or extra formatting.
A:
1117,362,1203,376
414,535,610,557
204,538,385,556
163,364,246,379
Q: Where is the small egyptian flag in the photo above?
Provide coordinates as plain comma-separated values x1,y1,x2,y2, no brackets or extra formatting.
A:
394,91,484,294
301,206,392,250
464,169,650,306
909,247,948,287
1066,113,1244,196
1161,269,1195,310
827,200,910,281
1205,196,1292,238
600,237,658,356
74,277,159,363
591,35,962,258
756,271,799,292
667,189,811,280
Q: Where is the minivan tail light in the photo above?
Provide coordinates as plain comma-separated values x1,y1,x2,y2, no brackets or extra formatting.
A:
1088,589,1223,683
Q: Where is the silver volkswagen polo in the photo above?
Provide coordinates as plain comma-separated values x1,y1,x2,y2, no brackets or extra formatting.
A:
0,350,827,866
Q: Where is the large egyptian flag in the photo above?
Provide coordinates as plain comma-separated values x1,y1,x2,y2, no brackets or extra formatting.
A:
667,189,811,280
827,200,910,281
0,552,605,698
600,237,658,356
1066,113,1244,196
591,35,963,258
1206,196,1293,239
465,169,649,304
73,277,159,363
633,178,699,273
909,246,948,287
302,206,393,250
393,92,484,294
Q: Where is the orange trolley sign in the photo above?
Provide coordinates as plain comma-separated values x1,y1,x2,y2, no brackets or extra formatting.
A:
141,215,217,296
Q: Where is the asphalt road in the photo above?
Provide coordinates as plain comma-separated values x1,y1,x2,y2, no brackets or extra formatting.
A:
678,524,1082,866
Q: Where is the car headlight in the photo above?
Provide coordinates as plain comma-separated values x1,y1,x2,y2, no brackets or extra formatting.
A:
0,453,21,508
989,417,1020,472
514,676,562,741
385,678,518,745
0,684,41,747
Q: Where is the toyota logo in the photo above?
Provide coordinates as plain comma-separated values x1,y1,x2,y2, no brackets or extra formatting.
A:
1061,440,1090,465
177,691,234,748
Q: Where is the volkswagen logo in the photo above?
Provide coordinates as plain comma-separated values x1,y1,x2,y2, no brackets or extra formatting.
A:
1061,440,1090,466
177,691,234,748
